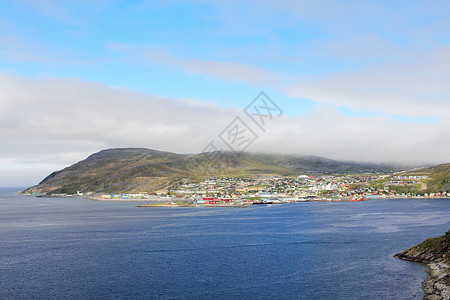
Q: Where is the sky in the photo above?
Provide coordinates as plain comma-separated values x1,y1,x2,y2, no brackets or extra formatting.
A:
1,0,449,186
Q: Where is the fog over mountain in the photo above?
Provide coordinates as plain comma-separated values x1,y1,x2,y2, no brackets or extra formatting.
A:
1,72,449,186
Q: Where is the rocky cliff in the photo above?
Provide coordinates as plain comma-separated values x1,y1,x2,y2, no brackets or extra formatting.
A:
395,230,450,299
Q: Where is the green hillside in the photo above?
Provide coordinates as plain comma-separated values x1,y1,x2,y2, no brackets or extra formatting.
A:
401,163,450,194
24,148,396,194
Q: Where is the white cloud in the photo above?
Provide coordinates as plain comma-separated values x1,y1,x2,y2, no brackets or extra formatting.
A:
287,46,450,118
0,72,239,173
18,0,77,24
0,72,449,186
1,0,450,186
145,50,290,88
255,106,450,165
17,0,107,25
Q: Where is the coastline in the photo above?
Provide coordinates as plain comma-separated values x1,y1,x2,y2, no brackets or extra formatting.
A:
18,191,450,203
137,203,247,208
394,230,450,300
424,261,450,300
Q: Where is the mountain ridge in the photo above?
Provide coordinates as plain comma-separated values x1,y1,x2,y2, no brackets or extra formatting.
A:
25,147,398,194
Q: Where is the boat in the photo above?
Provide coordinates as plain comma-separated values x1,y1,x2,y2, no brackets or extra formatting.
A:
348,197,364,201
253,201,273,205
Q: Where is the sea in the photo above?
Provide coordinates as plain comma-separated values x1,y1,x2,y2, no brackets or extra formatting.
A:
1,187,449,299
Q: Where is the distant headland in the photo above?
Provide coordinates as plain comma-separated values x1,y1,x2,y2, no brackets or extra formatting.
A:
21,148,449,204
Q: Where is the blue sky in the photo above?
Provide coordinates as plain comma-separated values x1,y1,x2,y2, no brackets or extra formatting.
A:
2,1,319,112
0,0,449,185
3,0,447,116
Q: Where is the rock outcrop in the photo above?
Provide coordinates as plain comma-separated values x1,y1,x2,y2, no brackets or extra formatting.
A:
395,230,450,299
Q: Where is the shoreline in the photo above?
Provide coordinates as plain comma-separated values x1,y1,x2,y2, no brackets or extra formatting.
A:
424,261,450,299
18,191,450,203
394,230,450,300
137,203,247,208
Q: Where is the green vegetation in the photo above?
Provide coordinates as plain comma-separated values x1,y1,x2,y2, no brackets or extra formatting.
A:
401,163,450,194
424,164,450,193
367,163,450,196
396,229,450,263
24,148,396,195
385,185,418,194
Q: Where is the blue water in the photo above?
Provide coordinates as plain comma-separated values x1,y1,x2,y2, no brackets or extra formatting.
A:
1,188,449,299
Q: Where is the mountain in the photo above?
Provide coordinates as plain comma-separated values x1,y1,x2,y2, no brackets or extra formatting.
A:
24,148,395,194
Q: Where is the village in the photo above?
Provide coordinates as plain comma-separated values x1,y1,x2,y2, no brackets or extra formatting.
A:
85,173,449,207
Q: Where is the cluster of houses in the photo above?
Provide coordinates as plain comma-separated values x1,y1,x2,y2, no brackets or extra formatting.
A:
98,174,446,203
43,173,448,203
387,174,429,186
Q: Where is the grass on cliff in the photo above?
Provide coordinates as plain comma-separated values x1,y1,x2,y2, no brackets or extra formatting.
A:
417,230,450,263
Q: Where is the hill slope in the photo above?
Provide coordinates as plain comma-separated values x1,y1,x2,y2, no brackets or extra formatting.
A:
398,163,450,193
24,148,394,194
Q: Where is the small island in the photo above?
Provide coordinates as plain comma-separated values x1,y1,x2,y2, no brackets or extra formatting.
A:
395,230,450,299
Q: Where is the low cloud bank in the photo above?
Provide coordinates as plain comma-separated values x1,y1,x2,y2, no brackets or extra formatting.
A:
0,73,448,185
